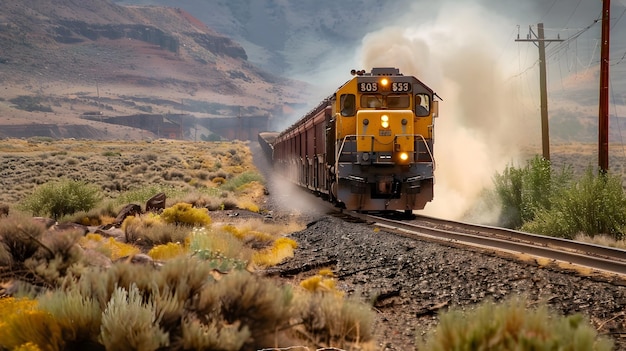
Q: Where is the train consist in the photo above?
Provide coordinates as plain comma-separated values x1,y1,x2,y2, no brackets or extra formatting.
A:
259,67,439,213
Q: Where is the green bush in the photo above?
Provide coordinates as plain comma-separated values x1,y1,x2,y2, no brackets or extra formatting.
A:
417,297,613,350
493,156,572,228
19,179,102,220
522,168,626,239
221,171,264,192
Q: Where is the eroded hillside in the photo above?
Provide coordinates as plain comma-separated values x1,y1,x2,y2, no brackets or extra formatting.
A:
0,0,307,139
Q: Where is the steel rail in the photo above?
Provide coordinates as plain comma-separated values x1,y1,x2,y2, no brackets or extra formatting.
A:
346,212,626,276
410,214,626,263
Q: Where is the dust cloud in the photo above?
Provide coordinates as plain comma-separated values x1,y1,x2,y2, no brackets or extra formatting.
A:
359,2,541,222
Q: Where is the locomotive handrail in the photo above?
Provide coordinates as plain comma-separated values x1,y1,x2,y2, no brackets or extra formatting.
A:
337,134,358,159
337,134,435,169
395,134,436,169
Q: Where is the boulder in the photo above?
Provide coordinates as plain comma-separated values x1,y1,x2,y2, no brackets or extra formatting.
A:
146,192,166,213
114,204,142,225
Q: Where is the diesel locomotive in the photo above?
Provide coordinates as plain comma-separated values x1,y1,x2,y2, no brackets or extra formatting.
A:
259,67,439,213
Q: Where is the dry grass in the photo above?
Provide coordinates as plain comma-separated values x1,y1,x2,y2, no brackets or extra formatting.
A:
0,138,380,350
0,138,257,207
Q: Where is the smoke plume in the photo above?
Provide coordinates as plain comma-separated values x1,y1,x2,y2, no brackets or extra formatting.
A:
359,2,541,221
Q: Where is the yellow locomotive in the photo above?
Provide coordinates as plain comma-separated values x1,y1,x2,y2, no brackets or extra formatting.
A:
261,67,438,213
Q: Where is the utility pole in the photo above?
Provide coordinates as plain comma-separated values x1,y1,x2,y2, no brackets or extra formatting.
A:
516,23,563,161
599,0,610,173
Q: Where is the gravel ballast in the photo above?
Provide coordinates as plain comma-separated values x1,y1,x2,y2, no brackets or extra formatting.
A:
251,143,626,350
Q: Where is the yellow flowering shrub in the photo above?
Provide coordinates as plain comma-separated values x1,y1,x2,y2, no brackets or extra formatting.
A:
252,237,297,267
148,242,186,260
161,203,212,227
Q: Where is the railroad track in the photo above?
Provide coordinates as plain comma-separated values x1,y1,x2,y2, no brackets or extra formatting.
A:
338,210,626,278
271,176,626,278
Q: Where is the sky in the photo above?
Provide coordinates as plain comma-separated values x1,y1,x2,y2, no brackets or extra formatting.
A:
329,0,626,221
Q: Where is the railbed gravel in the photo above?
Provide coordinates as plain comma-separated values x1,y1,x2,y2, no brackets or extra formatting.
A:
252,143,626,350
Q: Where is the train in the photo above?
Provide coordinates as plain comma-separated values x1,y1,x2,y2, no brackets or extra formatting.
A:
259,67,439,213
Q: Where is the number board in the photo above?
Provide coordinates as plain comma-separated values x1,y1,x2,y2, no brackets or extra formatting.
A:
391,82,412,92
358,82,378,92
358,81,412,93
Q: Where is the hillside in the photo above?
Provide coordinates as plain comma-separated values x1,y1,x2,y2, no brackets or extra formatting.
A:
0,0,307,139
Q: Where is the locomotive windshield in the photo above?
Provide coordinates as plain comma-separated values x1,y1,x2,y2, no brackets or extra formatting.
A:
360,94,410,109
415,93,430,117
387,94,410,108
340,94,356,116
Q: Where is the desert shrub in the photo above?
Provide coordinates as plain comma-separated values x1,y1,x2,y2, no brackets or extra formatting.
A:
229,153,243,166
186,227,249,263
493,156,572,228
66,200,118,226
252,237,297,267
204,195,239,211
131,164,148,174
19,179,102,220
37,287,101,346
300,271,340,295
417,297,613,350
574,233,626,249
148,242,186,260
0,304,64,350
168,190,221,210
227,218,304,240
9,95,53,112
522,168,626,239
221,171,264,192
212,176,226,185
79,234,140,260
297,291,374,346
11,342,42,351
142,153,158,162
123,214,190,247
0,298,41,350
99,284,169,350
102,150,121,157
26,230,86,288
237,200,259,213
196,270,293,348
161,203,212,227
0,213,47,264
113,185,186,207
181,317,250,350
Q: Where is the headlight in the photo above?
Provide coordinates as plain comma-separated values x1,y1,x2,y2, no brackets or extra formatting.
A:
381,114,389,129
399,152,409,161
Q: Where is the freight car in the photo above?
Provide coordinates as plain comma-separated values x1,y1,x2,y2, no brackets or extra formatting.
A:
260,67,439,213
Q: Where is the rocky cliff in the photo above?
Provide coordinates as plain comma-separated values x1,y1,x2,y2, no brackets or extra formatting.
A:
0,0,306,140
